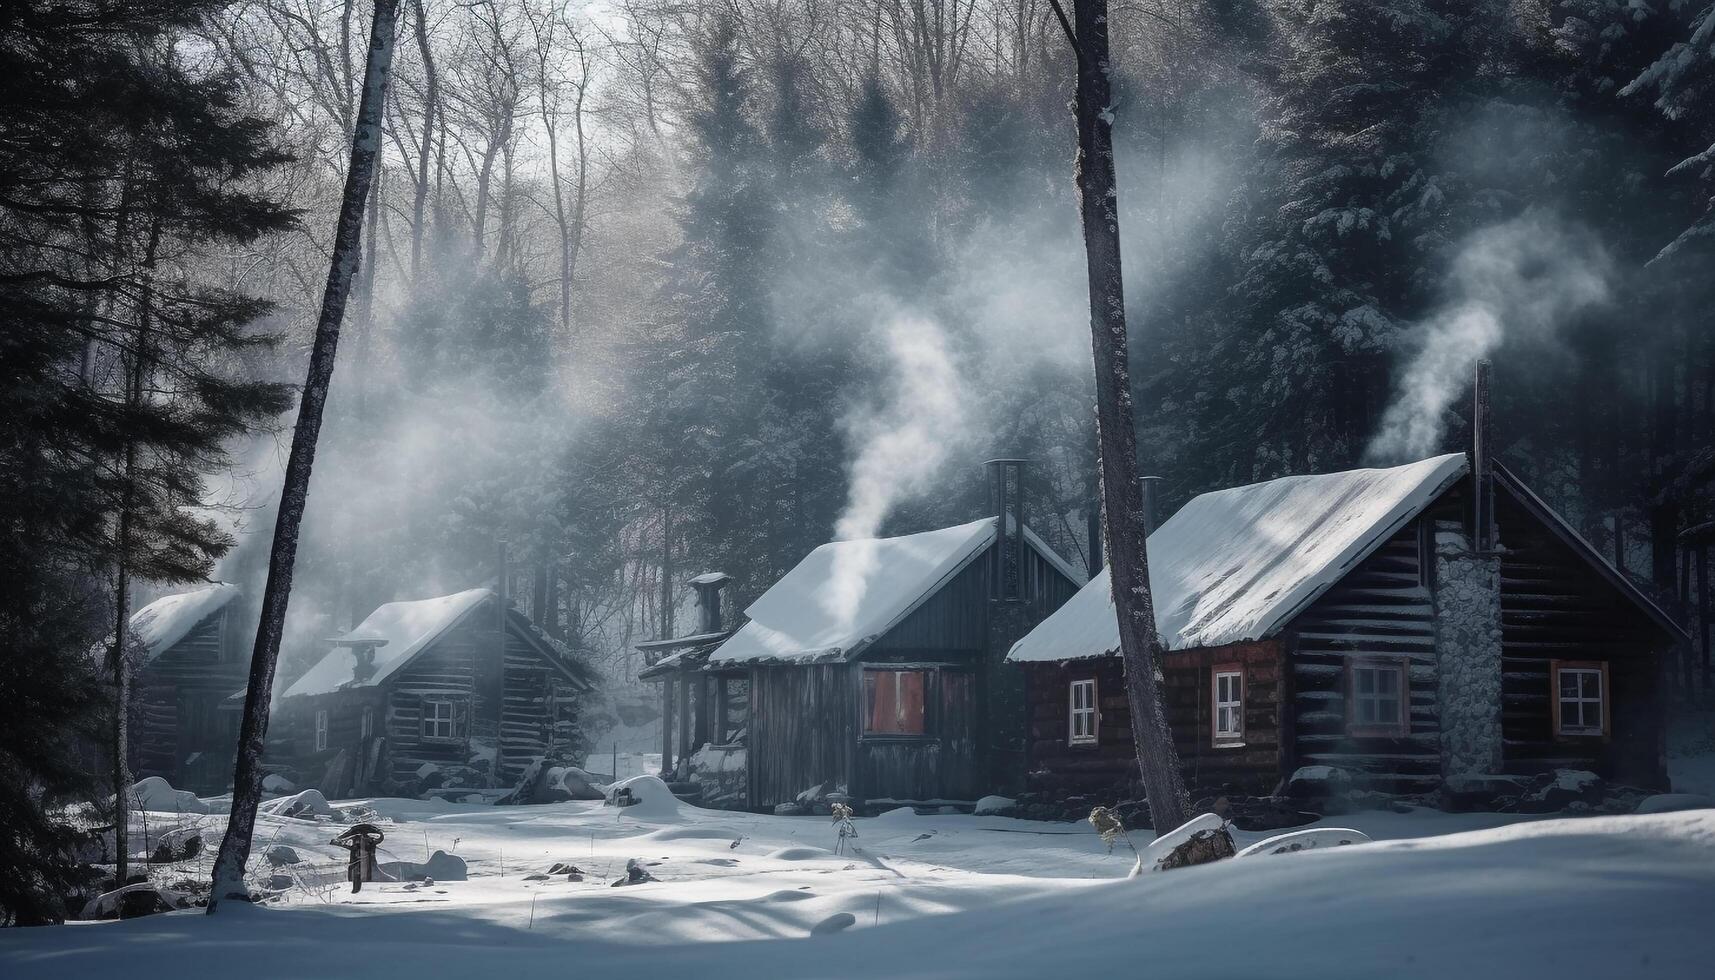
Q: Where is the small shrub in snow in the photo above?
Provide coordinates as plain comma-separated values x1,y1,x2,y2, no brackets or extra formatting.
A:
831,802,857,855
1089,805,1138,859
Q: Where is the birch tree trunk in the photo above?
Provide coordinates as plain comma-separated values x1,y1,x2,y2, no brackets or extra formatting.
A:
1063,0,1190,836
208,0,400,910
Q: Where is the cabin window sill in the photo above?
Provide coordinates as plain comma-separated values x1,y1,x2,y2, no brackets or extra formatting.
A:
1213,740,1247,750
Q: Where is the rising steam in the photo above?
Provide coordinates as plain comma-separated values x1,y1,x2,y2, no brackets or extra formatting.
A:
822,316,971,627
1367,212,1611,463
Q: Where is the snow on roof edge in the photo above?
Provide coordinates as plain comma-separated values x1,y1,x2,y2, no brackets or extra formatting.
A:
129,583,241,663
1008,454,1468,664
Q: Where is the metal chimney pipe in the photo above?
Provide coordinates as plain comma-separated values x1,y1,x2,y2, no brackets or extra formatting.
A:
1140,476,1163,536
1473,359,1494,553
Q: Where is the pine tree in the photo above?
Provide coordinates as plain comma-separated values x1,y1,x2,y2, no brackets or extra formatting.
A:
0,0,294,922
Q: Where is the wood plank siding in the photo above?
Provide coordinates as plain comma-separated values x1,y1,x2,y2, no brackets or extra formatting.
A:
746,663,856,808
1287,520,1442,794
130,605,249,795
1495,490,1669,786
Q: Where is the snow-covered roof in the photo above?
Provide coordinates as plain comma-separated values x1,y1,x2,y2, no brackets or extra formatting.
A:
709,517,1083,666
1009,454,1467,663
130,584,241,663
284,588,492,697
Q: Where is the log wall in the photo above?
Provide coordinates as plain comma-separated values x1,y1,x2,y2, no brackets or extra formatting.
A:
130,607,249,795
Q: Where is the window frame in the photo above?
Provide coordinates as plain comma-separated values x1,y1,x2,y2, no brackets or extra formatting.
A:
1550,660,1610,740
419,696,464,742
1211,665,1244,746
360,705,374,740
860,667,933,739
1067,677,1098,746
314,709,328,752
1346,658,1409,738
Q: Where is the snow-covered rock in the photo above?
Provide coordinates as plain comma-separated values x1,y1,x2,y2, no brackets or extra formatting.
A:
1138,813,1235,873
265,845,302,867
1237,827,1372,857
150,827,204,863
604,775,680,817
262,773,297,795
258,788,335,820
382,849,467,883
79,883,194,920
128,776,209,814
1520,769,1603,812
973,795,1014,816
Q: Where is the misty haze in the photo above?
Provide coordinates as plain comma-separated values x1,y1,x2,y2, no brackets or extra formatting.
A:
2,1,1713,978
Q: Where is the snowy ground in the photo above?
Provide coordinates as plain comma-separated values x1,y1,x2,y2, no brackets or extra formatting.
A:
4,790,1713,979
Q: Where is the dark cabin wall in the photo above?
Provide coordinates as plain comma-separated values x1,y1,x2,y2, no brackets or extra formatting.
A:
1495,489,1669,786
747,662,856,808
1163,640,1287,796
1022,656,1136,800
499,627,580,782
1287,516,1442,794
266,688,381,796
130,607,249,795
384,614,490,786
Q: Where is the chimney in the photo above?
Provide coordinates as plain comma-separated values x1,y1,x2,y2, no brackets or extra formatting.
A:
986,458,1027,601
689,572,731,634
1140,475,1163,536
1472,359,1494,553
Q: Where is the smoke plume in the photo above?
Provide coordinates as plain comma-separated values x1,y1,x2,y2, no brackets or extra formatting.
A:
1367,212,1611,463
822,316,971,627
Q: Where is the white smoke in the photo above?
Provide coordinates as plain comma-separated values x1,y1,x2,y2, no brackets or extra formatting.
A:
821,316,971,627
1367,212,1611,463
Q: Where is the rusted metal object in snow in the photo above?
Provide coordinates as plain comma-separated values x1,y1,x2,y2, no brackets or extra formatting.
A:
330,823,386,892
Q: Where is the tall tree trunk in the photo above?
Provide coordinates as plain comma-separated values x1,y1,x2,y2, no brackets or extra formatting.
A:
410,0,437,280
109,214,162,893
209,0,400,910
1059,0,1190,836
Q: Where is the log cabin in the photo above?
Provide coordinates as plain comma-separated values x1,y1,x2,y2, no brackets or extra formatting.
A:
1007,445,1686,803
645,460,1084,812
126,583,249,794
268,588,596,797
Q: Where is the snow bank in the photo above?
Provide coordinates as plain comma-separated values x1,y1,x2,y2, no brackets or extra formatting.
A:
1635,793,1714,815
604,774,680,817
1236,827,1371,857
258,788,335,819
973,796,1014,816
1136,813,1233,873
128,776,209,814
1010,453,1466,661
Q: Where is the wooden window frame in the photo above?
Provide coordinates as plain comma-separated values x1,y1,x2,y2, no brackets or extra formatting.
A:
1067,677,1099,746
1211,665,1244,746
360,705,374,740
860,668,932,739
420,696,465,742
314,709,328,752
1346,658,1409,738
1550,660,1610,740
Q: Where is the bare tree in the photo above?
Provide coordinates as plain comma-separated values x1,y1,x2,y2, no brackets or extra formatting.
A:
1048,0,1190,836
209,0,402,910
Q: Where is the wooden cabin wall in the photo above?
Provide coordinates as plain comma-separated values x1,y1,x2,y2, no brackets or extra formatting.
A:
267,690,377,795
1162,640,1286,796
385,617,485,786
851,661,980,804
747,663,855,809
1288,519,1443,794
1021,657,1138,800
498,628,573,782
130,609,249,794
1495,490,1668,786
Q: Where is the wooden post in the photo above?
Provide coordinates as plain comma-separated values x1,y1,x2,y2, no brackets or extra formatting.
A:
659,680,673,777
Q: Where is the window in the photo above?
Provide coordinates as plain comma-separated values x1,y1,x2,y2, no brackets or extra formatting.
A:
421,698,463,740
360,706,374,740
314,709,328,752
863,670,927,735
1068,678,1098,745
1212,667,1243,744
1348,660,1407,736
1552,661,1608,737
